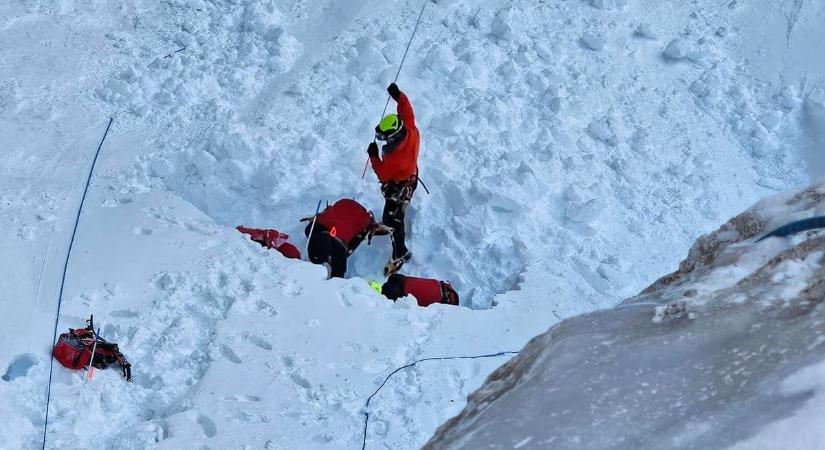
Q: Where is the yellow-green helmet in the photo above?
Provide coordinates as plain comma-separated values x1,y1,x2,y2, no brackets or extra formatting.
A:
375,114,404,141
369,280,383,294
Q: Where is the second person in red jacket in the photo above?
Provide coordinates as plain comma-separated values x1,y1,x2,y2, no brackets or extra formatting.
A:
368,83,420,275
303,199,389,278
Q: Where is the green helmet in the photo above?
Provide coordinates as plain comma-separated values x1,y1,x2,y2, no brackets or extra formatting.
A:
375,114,404,141
368,280,383,294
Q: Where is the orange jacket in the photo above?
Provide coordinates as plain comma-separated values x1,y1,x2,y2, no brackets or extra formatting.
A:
370,92,420,183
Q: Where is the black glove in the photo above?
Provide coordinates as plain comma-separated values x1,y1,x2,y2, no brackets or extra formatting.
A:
387,83,401,100
368,142,379,158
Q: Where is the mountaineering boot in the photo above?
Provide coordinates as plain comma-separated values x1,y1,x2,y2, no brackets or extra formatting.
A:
384,251,412,276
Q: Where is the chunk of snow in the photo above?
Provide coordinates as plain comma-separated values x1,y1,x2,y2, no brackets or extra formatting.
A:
759,111,783,131
635,23,657,39
663,38,689,59
581,32,606,51
587,118,618,145
491,10,513,41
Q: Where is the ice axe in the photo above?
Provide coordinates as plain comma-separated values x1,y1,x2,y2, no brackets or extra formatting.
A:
304,200,323,260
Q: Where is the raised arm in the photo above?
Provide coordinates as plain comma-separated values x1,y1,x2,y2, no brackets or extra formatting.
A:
388,83,415,129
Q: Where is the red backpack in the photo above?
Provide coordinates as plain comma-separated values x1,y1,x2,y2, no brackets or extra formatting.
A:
52,315,132,381
314,199,375,246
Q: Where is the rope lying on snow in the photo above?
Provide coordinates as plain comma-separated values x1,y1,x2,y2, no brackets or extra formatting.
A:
42,117,114,450
360,350,520,450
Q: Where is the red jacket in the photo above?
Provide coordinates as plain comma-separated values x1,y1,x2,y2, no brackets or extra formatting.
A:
383,274,460,307
403,276,444,307
314,199,374,246
370,92,420,183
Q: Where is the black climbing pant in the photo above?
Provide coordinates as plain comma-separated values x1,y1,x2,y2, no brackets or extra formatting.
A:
381,176,417,259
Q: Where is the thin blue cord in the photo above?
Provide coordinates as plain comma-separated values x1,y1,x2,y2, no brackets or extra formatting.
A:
42,117,114,450
361,350,520,449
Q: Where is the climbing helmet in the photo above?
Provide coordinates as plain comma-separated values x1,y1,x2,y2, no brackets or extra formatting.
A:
375,114,404,142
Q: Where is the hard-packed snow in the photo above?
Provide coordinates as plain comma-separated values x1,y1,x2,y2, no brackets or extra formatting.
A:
0,0,823,448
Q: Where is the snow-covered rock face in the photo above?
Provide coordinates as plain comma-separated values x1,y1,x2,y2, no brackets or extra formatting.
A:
425,182,825,450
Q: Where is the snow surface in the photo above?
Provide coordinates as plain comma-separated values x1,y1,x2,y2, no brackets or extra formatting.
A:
0,0,822,448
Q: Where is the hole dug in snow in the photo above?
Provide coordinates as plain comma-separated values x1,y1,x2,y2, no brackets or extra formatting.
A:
148,139,530,310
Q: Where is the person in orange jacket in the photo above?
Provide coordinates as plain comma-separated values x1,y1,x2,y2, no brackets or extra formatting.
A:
368,83,420,275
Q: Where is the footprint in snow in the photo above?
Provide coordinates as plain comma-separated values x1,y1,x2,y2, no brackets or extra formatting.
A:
370,418,389,437
244,333,273,351
197,414,217,438
2,353,38,382
281,280,302,297
132,227,153,236
223,394,261,402
337,292,352,307
289,373,312,391
220,344,242,364
110,309,139,318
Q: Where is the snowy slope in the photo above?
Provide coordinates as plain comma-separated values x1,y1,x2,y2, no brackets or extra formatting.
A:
0,0,822,448
425,181,825,450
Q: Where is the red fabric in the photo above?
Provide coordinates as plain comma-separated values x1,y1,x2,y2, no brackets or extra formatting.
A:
370,92,420,183
276,242,301,259
53,333,92,370
237,226,301,260
403,276,445,307
315,199,373,244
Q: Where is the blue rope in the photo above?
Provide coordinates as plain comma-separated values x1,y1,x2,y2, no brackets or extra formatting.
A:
360,350,520,450
42,117,114,450
756,216,825,242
